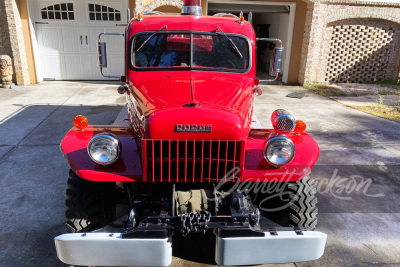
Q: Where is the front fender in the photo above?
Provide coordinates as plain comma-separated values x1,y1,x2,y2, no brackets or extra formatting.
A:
242,129,320,182
60,127,318,183
60,126,142,181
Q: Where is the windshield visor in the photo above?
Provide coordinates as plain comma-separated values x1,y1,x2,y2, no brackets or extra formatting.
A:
131,32,250,72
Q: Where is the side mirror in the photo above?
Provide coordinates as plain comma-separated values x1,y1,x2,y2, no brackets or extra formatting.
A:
256,38,284,81
97,32,124,78
97,42,107,68
272,47,284,74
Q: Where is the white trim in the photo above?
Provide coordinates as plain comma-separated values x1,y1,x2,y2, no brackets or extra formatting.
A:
27,0,44,82
285,3,295,83
207,0,296,83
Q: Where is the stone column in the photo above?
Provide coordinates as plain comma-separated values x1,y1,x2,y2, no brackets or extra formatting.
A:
0,0,30,85
298,0,324,84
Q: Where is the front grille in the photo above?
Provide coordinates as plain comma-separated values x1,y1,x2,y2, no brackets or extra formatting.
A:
142,139,243,182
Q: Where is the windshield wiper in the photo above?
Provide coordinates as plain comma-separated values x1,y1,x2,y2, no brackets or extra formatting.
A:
216,27,243,59
136,25,167,52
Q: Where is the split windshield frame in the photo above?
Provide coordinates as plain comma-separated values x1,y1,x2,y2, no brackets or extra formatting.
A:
129,30,252,74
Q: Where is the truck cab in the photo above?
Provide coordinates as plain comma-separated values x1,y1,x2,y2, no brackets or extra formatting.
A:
55,1,327,266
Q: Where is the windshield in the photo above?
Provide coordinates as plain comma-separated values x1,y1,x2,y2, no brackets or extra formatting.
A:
131,32,250,72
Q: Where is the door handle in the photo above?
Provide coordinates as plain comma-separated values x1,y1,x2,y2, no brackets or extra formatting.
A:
86,36,88,45
80,36,82,45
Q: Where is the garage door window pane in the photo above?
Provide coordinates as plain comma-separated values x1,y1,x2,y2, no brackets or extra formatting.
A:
88,3,121,22
41,3,75,20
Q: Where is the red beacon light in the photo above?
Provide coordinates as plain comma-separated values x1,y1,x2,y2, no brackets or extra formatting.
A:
182,0,202,15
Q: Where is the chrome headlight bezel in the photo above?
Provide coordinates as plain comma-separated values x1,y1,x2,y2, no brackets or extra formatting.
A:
87,133,121,166
264,136,295,166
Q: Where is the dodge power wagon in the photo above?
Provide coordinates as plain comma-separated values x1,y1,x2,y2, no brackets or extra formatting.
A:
54,1,327,265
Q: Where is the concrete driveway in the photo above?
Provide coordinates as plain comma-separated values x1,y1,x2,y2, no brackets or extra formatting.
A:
0,81,399,266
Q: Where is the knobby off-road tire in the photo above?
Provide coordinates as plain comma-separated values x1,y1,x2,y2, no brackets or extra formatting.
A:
65,170,116,233
258,174,318,229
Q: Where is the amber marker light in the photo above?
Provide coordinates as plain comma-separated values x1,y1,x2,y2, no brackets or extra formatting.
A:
73,115,88,130
294,120,306,134
239,16,245,24
137,13,143,20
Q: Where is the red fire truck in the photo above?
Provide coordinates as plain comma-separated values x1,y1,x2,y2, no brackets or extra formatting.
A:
55,0,327,265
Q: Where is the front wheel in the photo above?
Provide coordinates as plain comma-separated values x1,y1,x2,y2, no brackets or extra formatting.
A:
256,174,318,229
65,170,116,233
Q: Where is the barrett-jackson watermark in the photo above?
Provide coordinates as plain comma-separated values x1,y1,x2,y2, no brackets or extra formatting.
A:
211,167,384,211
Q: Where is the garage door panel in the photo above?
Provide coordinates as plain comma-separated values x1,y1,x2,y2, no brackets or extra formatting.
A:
107,27,125,52
88,28,108,53
81,54,94,79
44,55,62,80
107,54,124,77
35,0,127,80
38,27,61,52
61,28,80,52
63,55,82,79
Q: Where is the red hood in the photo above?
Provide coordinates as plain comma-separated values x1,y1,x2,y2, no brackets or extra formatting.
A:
128,71,254,140
130,71,253,113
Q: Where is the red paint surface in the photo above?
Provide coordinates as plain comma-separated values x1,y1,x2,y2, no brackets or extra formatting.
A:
60,15,320,183
125,16,256,140
242,130,320,182
61,127,318,182
61,126,142,181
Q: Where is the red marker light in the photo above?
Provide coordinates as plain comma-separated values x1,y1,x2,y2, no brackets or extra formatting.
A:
73,115,88,130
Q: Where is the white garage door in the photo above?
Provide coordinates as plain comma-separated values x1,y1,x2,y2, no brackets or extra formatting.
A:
32,0,128,80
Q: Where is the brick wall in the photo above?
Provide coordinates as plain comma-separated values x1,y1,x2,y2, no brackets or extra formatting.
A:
0,0,30,85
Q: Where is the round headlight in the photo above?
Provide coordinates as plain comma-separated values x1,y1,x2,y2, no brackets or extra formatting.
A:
271,109,296,134
264,136,295,166
88,133,121,166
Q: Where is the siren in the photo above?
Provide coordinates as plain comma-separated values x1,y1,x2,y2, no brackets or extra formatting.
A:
182,0,202,15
